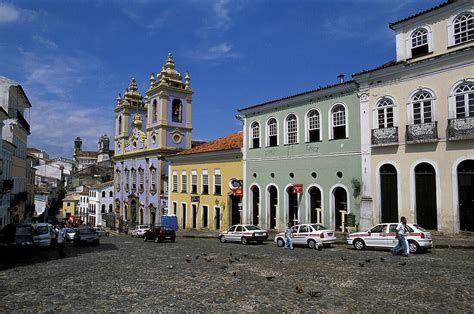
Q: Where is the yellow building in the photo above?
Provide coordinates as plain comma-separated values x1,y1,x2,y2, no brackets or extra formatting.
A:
62,193,80,219
167,132,243,231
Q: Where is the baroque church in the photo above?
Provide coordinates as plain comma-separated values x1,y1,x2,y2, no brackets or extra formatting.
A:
113,53,193,228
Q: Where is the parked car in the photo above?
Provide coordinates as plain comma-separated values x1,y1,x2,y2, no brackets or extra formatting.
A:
143,227,176,243
94,227,109,237
66,228,77,241
0,223,38,253
73,227,100,246
347,223,433,253
218,224,268,245
33,223,56,247
274,224,336,249
131,225,150,238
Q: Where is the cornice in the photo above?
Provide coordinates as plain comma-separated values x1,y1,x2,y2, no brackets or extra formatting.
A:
167,149,242,164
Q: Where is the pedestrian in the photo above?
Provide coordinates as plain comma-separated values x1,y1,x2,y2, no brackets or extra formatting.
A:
390,216,409,257
57,224,67,259
284,222,293,250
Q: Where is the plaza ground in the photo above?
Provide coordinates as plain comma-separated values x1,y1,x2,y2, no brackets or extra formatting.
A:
1,236,473,312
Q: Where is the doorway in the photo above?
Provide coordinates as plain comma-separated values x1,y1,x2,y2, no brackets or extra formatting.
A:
308,186,322,224
268,186,278,229
415,163,437,230
380,164,398,223
230,195,241,225
192,204,198,229
333,187,347,231
251,186,260,226
181,203,187,230
287,186,298,225
458,160,474,232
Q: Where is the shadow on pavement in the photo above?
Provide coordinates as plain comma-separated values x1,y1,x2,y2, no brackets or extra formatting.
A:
0,242,118,271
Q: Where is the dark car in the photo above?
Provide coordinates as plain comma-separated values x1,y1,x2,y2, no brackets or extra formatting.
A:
0,223,38,254
73,227,100,246
143,227,176,243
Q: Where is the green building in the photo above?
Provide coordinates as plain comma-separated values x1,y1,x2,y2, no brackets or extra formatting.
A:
238,79,362,232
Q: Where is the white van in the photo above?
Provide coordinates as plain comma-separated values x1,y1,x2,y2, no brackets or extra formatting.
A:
33,223,56,247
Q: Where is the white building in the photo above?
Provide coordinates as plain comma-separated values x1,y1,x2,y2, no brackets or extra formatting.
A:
77,191,89,224
88,181,113,227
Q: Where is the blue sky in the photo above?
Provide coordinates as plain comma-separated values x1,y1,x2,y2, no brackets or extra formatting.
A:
0,0,442,158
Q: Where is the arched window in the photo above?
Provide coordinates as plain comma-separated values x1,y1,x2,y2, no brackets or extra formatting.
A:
331,104,347,139
109,191,113,197
286,114,298,144
150,167,157,192
109,204,113,213
102,191,106,198
131,168,137,191
376,98,395,129
152,99,158,122
118,116,122,135
171,99,182,123
410,28,429,58
138,168,144,193
453,13,474,45
307,109,321,142
101,204,106,214
454,83,474,118
411,91,434,124
267,118,278,147
250,122,260,148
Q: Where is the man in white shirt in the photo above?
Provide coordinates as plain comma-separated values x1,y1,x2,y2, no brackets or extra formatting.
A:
284,222,293,250
390,216,408,257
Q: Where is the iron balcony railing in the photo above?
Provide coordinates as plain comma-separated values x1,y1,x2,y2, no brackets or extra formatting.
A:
371,126,399,146
447,117,474,141
406,122,438,143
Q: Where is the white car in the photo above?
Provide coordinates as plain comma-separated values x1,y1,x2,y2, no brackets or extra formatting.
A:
33,223,56,247
274,224,336,249
94,227,109,237
131,225,150,238
347,223,433,254
218,224,268,245
66,228,77,241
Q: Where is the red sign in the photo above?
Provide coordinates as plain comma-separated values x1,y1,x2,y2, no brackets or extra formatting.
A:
292,184,303,193
232,187,243,196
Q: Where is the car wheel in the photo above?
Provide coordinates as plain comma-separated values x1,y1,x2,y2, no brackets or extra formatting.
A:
143,236,147,242
276,238,285,247
241,237,248,245
308,239,316,249
170,237,176,243
408,240,420,254
353,238,365,250
219,236,226,243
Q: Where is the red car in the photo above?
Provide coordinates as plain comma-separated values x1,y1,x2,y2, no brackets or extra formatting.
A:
143,227,176,243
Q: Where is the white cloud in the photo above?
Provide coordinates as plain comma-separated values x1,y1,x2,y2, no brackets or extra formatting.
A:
213,0,230,27
189,42,238,61
0,3,19,23
120,7,169,33
32,35,58,49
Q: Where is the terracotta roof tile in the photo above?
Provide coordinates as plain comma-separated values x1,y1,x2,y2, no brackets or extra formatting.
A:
177,132,242,155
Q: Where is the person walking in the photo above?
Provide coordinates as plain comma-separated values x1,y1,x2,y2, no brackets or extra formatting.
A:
57,224,67,259
284,222,294,250
390,216,409,257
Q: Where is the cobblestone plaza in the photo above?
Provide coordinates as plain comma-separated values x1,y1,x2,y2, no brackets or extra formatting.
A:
1,236,473,312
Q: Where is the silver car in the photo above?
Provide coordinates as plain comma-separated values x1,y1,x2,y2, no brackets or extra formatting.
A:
218,224,268,245
274,224,336,249
131,225,150,238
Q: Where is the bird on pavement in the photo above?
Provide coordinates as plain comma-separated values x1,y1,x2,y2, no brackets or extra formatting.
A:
229,258,235,264
185,258,192,263
307,290,322,298
400,262,407,266
234,257,240,262
168,265,174,269
296,286,304,293
265,276,274,281
358,263,365,267
229,253,233,257
380,257,385,262
233,271,237,277
341,257,347,261
220,265,228,270
365,259,372,263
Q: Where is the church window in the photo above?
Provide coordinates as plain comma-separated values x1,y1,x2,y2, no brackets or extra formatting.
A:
181,171,187,193
307,109,321,142
410,91,434,124
131,168,137,192
250,122,260,148
124,169,130,192
138,168,144,193
172,99,183,123
376,98,395,129
286,114,298,144
191,170,198,194
410,28,429,58
202,170,209,194
267,118,278,147
172,171,178,192
453,13,474,45
115,170,121,191
454,82,474,118
330,104,347,140
152,99,158,123
150,167,157,192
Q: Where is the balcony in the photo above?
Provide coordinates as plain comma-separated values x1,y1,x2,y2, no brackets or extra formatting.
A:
406,122,438,144
16,110,30,133
371,127,398,146
448,117,474,141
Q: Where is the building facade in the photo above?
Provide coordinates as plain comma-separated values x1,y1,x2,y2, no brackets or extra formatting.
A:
73,135,114,171
238,80,362,232
167,132,243,232
88,181,113,227
354,0,474,234
114,54,193,228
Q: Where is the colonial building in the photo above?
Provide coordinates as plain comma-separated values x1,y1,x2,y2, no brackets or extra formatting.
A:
114,54,193,228
87,181,113,227
167,132,243,231
238,79,362,232
62,192,80,220
353,0,474,234
73,134,113,171
0,76,32,224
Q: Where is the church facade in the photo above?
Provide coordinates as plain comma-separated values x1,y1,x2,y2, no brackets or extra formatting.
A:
113,54,193,228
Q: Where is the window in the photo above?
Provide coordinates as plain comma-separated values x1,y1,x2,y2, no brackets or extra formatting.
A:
214,169,221,195
454,13,474,45
331,104,347,139
131,168,137,191
109,204,113,213
307,110,321,142
191,170,198,194
102,191,105,198
172,99,182,123
250,122,260,148
376,98,395,128
172,202,177,215
202,205,208,228
286,114,298,144
411,91,434,124
410,28,429,58
152,99,158,122
138,168,144,192
454,83,474,118
109,191,113,197
150,167,157,192
101,204,106,214
202,170,209,194
162,176,168,194
115,170,121,191
267,118,278,147
118,116,122,135
181,171,187,193
124,169,130,192
172,171,178,192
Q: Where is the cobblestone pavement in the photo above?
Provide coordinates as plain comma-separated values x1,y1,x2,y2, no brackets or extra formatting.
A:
1,236,473,312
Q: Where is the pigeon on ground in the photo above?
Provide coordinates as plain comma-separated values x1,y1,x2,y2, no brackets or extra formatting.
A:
185,258,192,263
233,271,237,277
296,286,304,293
365,259,372,263
358,263,365,267
265,276,274,281
234,257,240,262
205,257,212,262
242,253,248,257
307,290,322,298
202,253,207,256
229,258,235,264
230,253,233,257
400,262,407,266
195,255,200,260
380,257,385,262
220,265,228,270
168,265,174,269
341,257,347,261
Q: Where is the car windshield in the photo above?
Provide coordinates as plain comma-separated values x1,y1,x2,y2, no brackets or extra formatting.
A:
80,228,94,234
311,224,328,231
245,225,260,231
35,226,49,234
16,226,31,236
67,229,76,233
